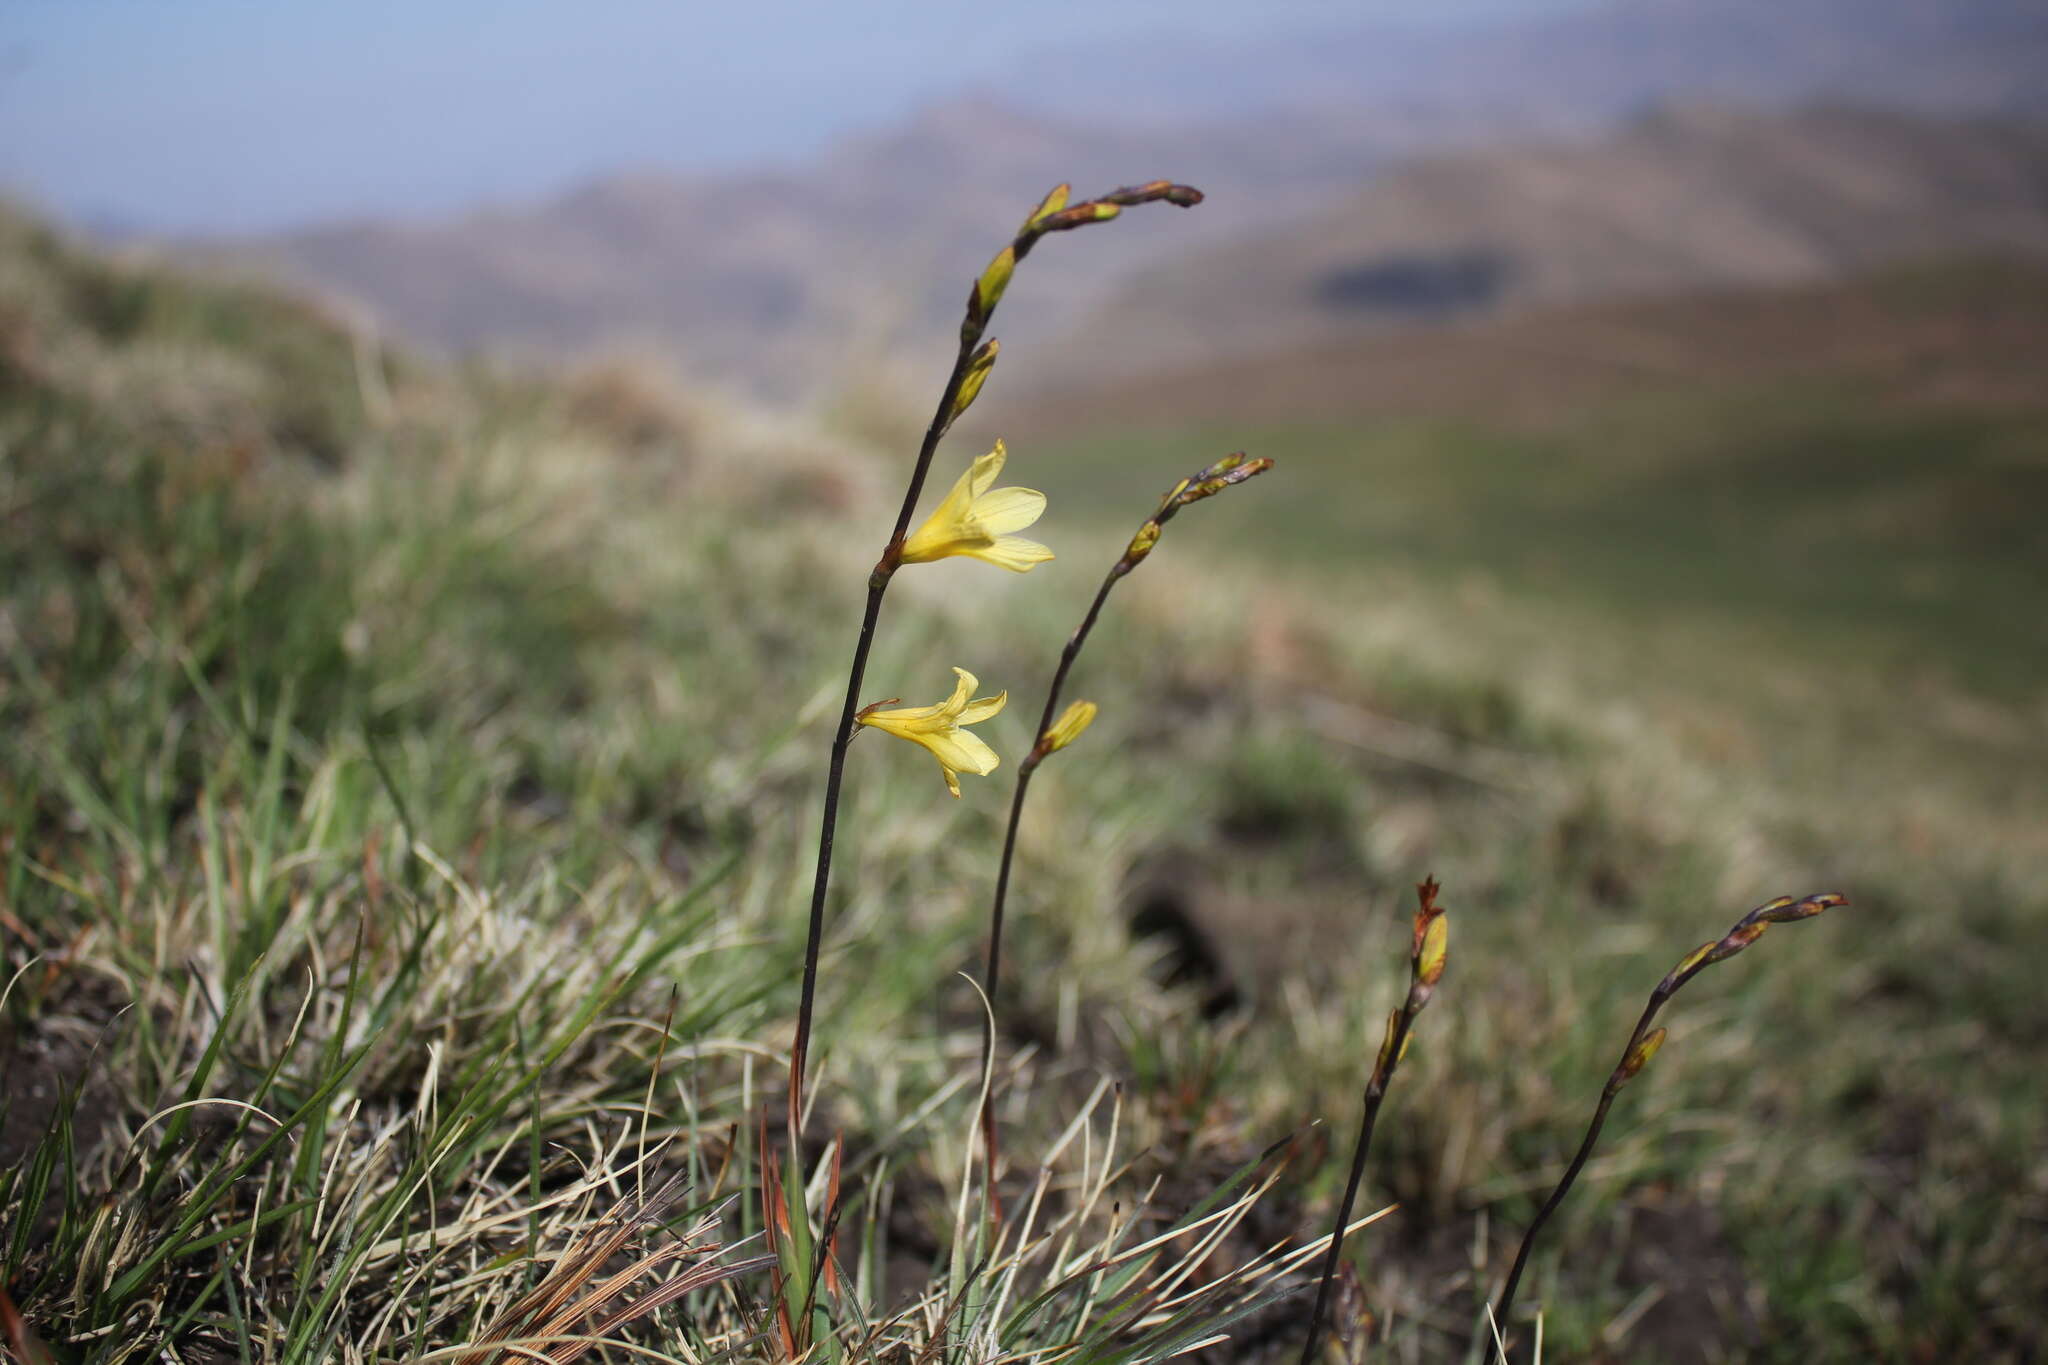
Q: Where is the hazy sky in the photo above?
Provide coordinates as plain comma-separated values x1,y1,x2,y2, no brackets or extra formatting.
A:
0,0,1579,234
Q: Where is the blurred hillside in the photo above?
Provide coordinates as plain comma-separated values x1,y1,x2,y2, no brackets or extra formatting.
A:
160,0,2048,401
1033,106,2048,386
1016,0,2048,123
187,97,1504,398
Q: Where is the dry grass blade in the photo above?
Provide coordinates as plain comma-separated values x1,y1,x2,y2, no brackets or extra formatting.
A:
455,1175,744,1365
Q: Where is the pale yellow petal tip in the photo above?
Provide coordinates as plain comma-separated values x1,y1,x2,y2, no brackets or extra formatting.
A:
959,689,1007,725
1042,700,1098,754
973,536,1054,573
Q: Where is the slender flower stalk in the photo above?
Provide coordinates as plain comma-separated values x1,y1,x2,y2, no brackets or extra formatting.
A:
1489,891,1849,1356
977,451,1274,1169
1299,878,1450,1365
787,179,1205,1145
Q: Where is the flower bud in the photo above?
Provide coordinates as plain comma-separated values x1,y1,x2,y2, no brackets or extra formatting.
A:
951,339,999,422
1373,1009,1401,1074
1041,700,1099,755
1705,920,1769,965
1038,202,1122,233
1173,455,1274,507
1022,183,1072,232
1416,913,1448,987
1759,891,1846,923
975,246,1016,320
1669,940,1717,985
1124,519,1162,565
1619,1026,1667,1082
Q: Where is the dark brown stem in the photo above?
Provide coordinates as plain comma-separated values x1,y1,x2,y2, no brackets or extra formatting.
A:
977,561,1125,1171
983,562,1123,1010
1491,989,1667,1349
1489,891,1849,1353
1299,1008,1416,1365
789,343,976,1143
974,450,1271,1179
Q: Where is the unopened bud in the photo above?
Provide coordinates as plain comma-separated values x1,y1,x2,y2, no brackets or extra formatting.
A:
1023,183,1071,232
975,246,1016,320
1416,913,1448,987
1373,1009,1401,1074
1033,202,1123,235
1041,700,1099,755
1759,891,1846,923
1670,941,1717,984
951,339,999,421
1706,920,1769,965
1619,1026,1668,1082
1124,519,1162,565
1173,455,1274,507
1101,181,1205,209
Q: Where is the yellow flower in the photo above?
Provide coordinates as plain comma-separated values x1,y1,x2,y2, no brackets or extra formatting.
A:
857,667,1007,797
900,441,1052,572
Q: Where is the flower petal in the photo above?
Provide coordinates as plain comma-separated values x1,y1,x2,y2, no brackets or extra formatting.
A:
917,727,1000,777
901,464,981,562
971,486,1046,536
858,701,943,734
942,667,977,713
968,536,1055,572
941,764,963,798
957,690,1007,725
968,440,1007,498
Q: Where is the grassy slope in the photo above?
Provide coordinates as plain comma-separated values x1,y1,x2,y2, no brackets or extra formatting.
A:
982,259,2048,1358
0,207,1349,1361
1,211,2042,1362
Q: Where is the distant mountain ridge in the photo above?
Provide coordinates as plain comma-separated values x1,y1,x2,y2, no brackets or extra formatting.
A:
1006,0,2048,125
1020,105,2048,391
195,97,1504,399
183,0,2048,398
